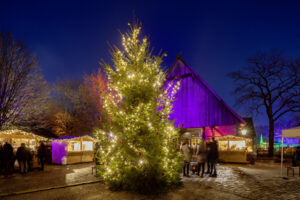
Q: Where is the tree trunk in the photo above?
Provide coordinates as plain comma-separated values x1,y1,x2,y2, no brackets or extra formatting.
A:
268,119,275,157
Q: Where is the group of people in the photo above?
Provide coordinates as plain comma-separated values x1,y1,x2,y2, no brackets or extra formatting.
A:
0,141,46,175
181,137,219,178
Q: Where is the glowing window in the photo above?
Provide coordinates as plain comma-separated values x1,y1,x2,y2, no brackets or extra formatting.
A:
68,142,81,151
73,142,81,151
229,141,246,150
218,141,229,151
82,141,93,151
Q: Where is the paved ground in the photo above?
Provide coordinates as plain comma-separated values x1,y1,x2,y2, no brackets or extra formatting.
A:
0,163,99,194
1,162,300,200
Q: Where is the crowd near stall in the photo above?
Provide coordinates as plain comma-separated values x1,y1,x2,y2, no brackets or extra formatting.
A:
0,129,97,175
0,129,50,174
1,57,258,178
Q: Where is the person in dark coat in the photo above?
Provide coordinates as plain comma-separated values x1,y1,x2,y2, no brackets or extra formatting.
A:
3,142,14,175
205,140,212,174
209,137,219,177
0,143,4,174
196,139,206,177
16,143,28,174
37,141,46,170
26,148,33,172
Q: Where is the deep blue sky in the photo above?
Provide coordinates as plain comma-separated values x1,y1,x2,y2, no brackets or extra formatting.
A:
1,0,300,125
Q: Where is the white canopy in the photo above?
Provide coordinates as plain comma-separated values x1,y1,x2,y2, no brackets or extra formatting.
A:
281,126,300,177
282,126,300,138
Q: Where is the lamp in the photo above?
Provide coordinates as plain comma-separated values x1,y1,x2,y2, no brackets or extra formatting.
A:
241,129,247,135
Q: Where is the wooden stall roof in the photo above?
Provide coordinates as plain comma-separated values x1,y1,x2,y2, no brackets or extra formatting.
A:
0,129,47,140
164,56,245,129
216,135,252,141
52,135,97,142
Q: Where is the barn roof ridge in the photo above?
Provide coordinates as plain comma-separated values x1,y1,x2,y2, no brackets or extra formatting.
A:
167,56,245,124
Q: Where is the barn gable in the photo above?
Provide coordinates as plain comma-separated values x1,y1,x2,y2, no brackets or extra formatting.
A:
165,56,244,129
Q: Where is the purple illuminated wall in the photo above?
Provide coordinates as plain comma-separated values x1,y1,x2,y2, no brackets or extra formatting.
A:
165,57,244,132
52,141,67,164
201,125,238,139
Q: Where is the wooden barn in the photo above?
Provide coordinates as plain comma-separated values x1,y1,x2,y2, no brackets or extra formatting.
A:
165,56,254,163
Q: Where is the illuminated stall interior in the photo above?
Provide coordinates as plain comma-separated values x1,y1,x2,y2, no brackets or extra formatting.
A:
0,129,47,151
218,136,253,152
0,129,48,167
52,135,96,164
180,128,203,162
216,135,253,163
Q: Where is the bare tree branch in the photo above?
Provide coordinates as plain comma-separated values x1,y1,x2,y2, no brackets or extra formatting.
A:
0,32,45,129
228,49,300,156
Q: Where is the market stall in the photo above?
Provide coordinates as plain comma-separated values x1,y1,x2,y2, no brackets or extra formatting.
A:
179,128,203,162
0,129,48,168
281,126,300,177
179,127,254,163
216,136,253,163
52,135,96,165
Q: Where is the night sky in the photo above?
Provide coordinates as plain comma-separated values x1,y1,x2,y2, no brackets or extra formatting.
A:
1,0,300,125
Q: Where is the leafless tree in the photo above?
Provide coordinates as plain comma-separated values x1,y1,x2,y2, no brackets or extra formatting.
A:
13,73,51,134
0,32,49,130
229,49,300,156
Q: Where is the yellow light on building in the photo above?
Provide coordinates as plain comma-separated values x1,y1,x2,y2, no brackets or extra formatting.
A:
241,129,247,135
229,140,246,150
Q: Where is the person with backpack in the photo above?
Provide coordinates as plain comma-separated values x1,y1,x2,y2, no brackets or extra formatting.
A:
181,139,192,177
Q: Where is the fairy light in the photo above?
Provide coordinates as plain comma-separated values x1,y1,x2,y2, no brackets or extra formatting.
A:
139,160,144,165
0,129,47,140
94,23,182,190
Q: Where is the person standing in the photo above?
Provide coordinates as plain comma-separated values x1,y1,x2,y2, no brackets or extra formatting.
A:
26,148,33,172
196,139,206,177
181,139,192,177
37,141,46,170
0,142,4,174
3,141,14,175
210,137,219,177
205,139,212,174
16,143,27,174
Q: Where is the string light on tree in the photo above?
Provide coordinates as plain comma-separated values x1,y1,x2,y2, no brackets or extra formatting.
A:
94,21,182,194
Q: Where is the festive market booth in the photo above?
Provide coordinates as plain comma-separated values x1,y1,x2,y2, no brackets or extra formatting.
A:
52,135,96,164
281,126,300,176
215,118,256,163
165,57,255,163
216,135,253,163
0,129,48,167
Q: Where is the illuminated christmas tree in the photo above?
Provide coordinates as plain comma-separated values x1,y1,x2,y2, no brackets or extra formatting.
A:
95,22,181,194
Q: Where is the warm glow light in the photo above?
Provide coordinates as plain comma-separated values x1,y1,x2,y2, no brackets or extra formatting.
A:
229,141,246,150
94,22,182,192
241,129,247,135
82,141,93,151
